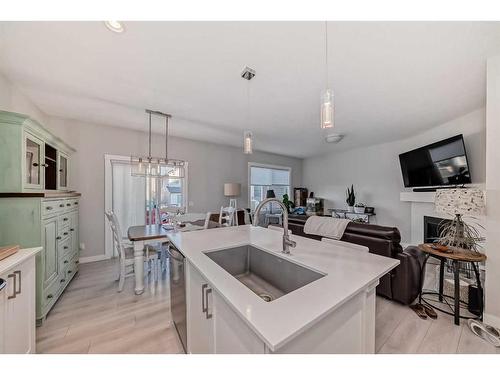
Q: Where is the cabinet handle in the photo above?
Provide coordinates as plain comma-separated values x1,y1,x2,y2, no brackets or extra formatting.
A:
63,217,68,221
201,283,208,313
14,270,21,295
60,279,66,283
42,163,49,168
66,203,71,207
68,270,73,274
46,206,53,211
64,246,68,250
64,260,69,264
74,202,78,205
59,169,63,172
47,294,53,299
75,260,79,264
70,228,74,232
59,204,65,208
32,162,39,167
205,288,213,319
7,273,16,299
63,232,68,236
56,236,62,240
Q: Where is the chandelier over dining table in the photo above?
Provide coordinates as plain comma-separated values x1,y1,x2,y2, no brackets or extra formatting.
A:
130,109,185,178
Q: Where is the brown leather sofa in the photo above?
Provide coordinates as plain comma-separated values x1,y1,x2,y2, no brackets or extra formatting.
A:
287,215,426,305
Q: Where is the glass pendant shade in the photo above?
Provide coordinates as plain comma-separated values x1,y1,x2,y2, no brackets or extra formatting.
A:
243,130,253,154
321,88,334,129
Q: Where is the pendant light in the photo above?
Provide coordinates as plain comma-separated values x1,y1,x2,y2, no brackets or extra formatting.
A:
131,110,185,178
243,130,253,154
241,66,255,154
320,21,334,129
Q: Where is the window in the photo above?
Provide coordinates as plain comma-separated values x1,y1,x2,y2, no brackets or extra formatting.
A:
249,163,291,212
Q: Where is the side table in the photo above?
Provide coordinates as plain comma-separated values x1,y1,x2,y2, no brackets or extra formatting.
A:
418,243,486,326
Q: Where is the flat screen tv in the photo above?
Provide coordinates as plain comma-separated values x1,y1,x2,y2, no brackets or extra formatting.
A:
399,134,471,188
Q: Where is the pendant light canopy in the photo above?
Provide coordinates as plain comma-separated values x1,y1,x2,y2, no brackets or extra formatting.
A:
320,21,334,129
131,110,185,179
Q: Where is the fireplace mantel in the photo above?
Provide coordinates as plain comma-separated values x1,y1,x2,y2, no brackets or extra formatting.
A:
400,191,436,203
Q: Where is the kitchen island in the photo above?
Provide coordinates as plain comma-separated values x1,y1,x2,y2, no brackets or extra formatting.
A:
167,225,399,354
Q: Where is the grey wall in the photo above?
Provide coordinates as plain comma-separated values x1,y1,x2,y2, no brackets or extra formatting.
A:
48,117,302,259
302,108,486,243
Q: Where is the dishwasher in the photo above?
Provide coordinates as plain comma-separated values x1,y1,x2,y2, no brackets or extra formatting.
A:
168,246,187,353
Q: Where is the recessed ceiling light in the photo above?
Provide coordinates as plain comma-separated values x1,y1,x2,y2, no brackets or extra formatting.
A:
325,133,344,144
104,21,125,33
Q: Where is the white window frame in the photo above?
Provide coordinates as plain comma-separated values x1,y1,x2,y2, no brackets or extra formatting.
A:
104,154,189,258
247,162,292,212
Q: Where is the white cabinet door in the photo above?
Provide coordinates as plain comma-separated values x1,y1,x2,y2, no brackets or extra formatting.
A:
1,256,36,353
186,262,214,353
0,276,6,353
213,292,266,354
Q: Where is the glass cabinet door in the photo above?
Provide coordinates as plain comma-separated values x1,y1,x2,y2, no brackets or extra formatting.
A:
24,134,44,189
58,152,68,189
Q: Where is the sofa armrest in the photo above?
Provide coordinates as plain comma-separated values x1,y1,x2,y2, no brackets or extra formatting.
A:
391,246,427,305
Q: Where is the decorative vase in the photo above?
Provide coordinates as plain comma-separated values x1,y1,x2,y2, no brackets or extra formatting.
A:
347,205,354,213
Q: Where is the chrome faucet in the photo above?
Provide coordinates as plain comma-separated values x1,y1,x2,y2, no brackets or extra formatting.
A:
253,198,297,254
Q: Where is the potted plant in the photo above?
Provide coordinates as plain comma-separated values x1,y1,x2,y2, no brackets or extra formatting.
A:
346,185,355,213
282,193,295,213
354,203,366,214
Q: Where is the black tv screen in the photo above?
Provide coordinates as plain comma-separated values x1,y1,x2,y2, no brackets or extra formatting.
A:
399,135,471,188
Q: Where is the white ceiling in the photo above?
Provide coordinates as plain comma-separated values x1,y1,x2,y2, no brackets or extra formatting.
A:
1,21,499,158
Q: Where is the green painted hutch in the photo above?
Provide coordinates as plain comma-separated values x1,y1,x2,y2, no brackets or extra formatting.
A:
0,110,81,325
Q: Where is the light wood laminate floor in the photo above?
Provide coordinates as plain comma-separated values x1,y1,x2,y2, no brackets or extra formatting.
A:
36,259,499,354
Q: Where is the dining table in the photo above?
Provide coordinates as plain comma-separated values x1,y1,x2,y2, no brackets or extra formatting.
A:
127,219,219,295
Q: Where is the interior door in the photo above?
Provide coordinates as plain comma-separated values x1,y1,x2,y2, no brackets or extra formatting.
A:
24,132,44,190
42,217,58,287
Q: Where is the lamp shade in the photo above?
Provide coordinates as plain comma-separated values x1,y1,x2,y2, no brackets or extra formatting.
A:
224,183,241,197
266,190,276,199
434,188,485,216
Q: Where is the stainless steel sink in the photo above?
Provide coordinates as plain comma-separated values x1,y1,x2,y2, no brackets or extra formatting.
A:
204,245,325,302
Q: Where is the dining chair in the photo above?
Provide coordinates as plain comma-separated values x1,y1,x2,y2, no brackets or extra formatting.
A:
105,211,159,291
321,237,369,253
267,225,292,235
219,206,235,227
203,212,212,229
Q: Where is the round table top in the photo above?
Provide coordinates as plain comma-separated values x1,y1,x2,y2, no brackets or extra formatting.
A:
418,243,487,262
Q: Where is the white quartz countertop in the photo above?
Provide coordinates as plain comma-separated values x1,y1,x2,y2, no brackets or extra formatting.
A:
167,225,399,351
0,247,42,275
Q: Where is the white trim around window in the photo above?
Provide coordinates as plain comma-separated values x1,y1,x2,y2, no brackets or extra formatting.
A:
247,162,292,211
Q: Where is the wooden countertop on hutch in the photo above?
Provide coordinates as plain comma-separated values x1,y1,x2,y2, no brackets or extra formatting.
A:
0,191,82,198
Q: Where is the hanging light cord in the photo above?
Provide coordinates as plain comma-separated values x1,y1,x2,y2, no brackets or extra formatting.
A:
148,111,152,160
165,115,169,161
325,20,329,86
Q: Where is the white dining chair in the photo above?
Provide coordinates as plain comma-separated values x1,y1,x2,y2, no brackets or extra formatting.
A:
267,225,292,235
203,212,212,229
105,211,159,291
321,237,369,252
219,206,235,227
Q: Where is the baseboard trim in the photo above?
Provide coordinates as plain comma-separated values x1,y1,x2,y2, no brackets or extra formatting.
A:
483,313,500,328
79,254,110,264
